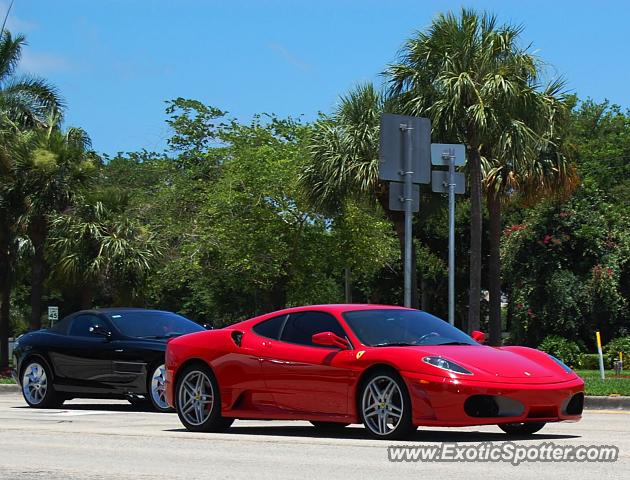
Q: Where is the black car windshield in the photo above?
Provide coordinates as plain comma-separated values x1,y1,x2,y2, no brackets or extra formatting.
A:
107,311,204,338
342,309,477,347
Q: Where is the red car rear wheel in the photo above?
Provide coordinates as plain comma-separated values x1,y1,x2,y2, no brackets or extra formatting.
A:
175,363,233,432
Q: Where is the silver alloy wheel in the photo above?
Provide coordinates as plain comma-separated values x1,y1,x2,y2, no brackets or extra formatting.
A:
22,362,48,405
150,364,169,410
178,370,214,426
362,375,403,436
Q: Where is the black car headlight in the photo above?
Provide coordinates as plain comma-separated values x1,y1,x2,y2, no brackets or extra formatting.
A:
422,356,473,375
549,355,573,373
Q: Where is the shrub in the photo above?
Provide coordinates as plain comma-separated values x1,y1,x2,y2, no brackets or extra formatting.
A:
538,335,583,367
604,336,630,367
577,353,610,370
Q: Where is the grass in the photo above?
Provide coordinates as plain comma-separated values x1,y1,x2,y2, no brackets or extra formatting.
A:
576,369,630,396
0,376,16,384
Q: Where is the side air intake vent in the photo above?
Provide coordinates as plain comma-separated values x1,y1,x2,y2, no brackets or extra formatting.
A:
231,331,244,347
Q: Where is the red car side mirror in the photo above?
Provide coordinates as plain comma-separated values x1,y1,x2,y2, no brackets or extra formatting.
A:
312,331,350,349
471,330,486,344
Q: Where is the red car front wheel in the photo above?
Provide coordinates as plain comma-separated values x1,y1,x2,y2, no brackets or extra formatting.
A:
498,422,546,435
359,369,414,439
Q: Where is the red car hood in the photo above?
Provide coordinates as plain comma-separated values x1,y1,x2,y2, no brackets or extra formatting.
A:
377,345,573,384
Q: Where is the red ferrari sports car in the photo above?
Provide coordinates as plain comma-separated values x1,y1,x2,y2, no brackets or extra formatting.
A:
165,304,584,439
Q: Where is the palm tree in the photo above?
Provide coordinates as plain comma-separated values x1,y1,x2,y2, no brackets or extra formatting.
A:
21,120,95,330
483,90,578,344
385,9,565,335
49,198,162,308
301,84,421,307
0,30,63,368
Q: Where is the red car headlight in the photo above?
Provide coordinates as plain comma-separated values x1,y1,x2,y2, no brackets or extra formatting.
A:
422,356,473,375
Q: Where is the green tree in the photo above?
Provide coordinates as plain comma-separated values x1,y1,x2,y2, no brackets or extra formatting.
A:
482,96,577,344
0,30,63,368
49,196,162,308
568,98,630,205
386,9,566,338
20,121,96,330
502,185,629,346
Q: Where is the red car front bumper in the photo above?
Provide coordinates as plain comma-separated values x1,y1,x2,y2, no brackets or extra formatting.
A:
402,372,584,427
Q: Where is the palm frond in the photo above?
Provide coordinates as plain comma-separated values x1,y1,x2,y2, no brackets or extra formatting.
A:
0,75,65,127
0,30,25,81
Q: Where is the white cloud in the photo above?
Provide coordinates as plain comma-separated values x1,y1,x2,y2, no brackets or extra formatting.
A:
20,50,73,74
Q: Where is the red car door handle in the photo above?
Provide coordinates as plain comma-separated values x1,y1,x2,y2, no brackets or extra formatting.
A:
262,341,272,348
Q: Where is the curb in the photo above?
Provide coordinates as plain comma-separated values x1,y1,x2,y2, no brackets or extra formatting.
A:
585,395,630,410
0,384,19,394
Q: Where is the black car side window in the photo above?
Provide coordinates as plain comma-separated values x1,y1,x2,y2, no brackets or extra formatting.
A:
280,311,347,347
69,315,106,338
49,316,72,335
252,315,287,340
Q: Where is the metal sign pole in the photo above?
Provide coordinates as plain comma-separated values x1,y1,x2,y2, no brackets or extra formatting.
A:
402,123,413,308
431,142,466,324
446,149,456,326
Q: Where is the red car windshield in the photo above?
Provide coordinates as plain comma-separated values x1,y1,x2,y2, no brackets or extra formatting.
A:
342,309,476,347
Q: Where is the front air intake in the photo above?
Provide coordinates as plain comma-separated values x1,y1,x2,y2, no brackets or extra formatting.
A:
464,395,525,418
464,395,500,417
565,392,584,415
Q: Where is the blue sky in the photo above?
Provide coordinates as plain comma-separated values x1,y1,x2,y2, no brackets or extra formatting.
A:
7,0,630,155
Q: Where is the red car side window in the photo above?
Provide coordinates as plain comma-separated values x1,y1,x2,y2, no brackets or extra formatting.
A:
280,311,347,347
252,314,288,340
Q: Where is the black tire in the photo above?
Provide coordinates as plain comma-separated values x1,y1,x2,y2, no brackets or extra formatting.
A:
20,358,64,409
174,363,233,432
147,364,174,413
310,421,350,431
498,422,546,436
358,368,414,440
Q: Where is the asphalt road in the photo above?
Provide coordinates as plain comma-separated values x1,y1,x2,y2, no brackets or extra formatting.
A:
0,393,628,480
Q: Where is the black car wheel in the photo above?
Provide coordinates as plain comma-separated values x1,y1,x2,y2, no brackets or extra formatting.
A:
359,369,414,439
175,363,233,432
147,364,173,413
20,358,64,409
498,422,546,435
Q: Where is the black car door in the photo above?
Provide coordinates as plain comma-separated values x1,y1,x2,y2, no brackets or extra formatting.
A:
106,338,164,393
49,313,118,392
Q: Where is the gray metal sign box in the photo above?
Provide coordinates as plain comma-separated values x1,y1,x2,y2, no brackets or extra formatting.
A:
431,143,466,166
388,182,420,212
431,171,466,194
379,114,431,184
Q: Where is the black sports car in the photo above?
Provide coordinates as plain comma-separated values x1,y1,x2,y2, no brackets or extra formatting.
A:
11,308,206,412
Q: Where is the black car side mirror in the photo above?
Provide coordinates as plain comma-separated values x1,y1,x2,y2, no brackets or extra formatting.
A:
89,325,112,339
